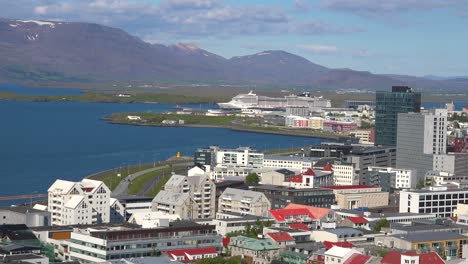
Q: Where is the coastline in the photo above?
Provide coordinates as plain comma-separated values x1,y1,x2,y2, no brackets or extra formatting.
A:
103,117,342,140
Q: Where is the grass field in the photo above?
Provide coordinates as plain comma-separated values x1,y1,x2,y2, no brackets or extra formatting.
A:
88,163,166,190
107,112,237,126
127,166,186,195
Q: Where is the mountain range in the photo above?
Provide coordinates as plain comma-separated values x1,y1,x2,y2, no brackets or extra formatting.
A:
0,18,466,92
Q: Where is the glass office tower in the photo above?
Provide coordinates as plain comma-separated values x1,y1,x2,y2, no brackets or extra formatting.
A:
375,86,421,146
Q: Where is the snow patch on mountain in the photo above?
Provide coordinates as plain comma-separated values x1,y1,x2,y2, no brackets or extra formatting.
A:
17,20,56,28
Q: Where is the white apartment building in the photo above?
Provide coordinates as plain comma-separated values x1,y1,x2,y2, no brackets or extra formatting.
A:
152,174,215,219
263,155,318,173
400,186,468,217
368,167,418,190
333,163,359,186
218,188,271,217
216,147,264,168
48,179,120,226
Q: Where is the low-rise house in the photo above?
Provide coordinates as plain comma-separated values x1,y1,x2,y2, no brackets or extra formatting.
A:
167,247,218,263
323,246,360,264
269,203,338,230
375,231,468,258
218,188,271,217
283,168,334,189
340,216,371,230
228,236,280,264
266,232,296,248
381,251,445,264
312,228,365,243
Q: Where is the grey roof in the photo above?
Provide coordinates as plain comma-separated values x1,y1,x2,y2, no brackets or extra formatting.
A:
391,223,463,233
313,158,339,168
164,175,187,188
2,254,46,261
334,209,436,219
253,184,333,193
0,206,47,214
323,228,363,236
392,232,468,242
152,191,190,206
108,256,182,264
220,188,266,203
112,195,152,202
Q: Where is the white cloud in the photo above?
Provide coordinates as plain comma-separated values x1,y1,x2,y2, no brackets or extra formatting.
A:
298,44,339,53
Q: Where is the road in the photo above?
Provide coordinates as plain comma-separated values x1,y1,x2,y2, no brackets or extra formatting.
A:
112,161,192,196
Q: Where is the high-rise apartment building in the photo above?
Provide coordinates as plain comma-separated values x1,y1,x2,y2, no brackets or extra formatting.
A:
396,109,448,178
152,174,215,219
375,86,421,146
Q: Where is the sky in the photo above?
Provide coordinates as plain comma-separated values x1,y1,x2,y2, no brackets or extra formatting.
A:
2,0,468,76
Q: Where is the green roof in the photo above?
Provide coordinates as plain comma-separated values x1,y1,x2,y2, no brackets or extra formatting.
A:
229,236,280,251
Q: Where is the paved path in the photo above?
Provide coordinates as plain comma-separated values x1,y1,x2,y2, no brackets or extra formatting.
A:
137,165,188,196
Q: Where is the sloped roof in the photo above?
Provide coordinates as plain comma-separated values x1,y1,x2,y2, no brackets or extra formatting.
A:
348,216,368,224
323,163,334,172
48,179,76,194
323,241,355,250
382,251,445,264
343,253,371,264
284,203,331,220
267,232,295,242
269,208,314,221
288,223,310,231
324,246,356,258
220,188,266,203
64,196,84,209
285,174,303,183
303,168,316,176
153,191,191,206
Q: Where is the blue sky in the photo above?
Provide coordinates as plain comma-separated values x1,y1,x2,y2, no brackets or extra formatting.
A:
2,0,468,76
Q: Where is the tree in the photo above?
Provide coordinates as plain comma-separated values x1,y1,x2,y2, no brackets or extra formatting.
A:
245,173,260,185
374,218,389,232
416,178,426,189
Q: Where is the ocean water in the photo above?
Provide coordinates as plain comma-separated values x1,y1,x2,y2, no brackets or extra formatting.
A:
0,100,324,201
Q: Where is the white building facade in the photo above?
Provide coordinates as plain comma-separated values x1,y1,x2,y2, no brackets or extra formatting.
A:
48,179,115,226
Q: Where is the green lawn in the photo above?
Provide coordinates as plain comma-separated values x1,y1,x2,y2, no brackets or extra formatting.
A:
127,166,186,195
89,163,160,191
107,112,237,126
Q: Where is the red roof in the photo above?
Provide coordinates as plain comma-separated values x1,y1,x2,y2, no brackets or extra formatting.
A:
285,203,331,220
267,232,295,242
323,241,355,250
348,216,368,224
323,163,334,172
168,247,218,256
269,208,314,221
288,222,310,231
381,251,444,264
222,237,231,247
343,253,371,264
285,174,303,183
304,168,316,176
321,185,376,190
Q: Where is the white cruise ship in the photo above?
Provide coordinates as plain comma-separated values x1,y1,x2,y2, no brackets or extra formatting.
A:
218,91,331,110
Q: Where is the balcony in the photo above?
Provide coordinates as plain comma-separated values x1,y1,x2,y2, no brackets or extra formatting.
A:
240,199,251,204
